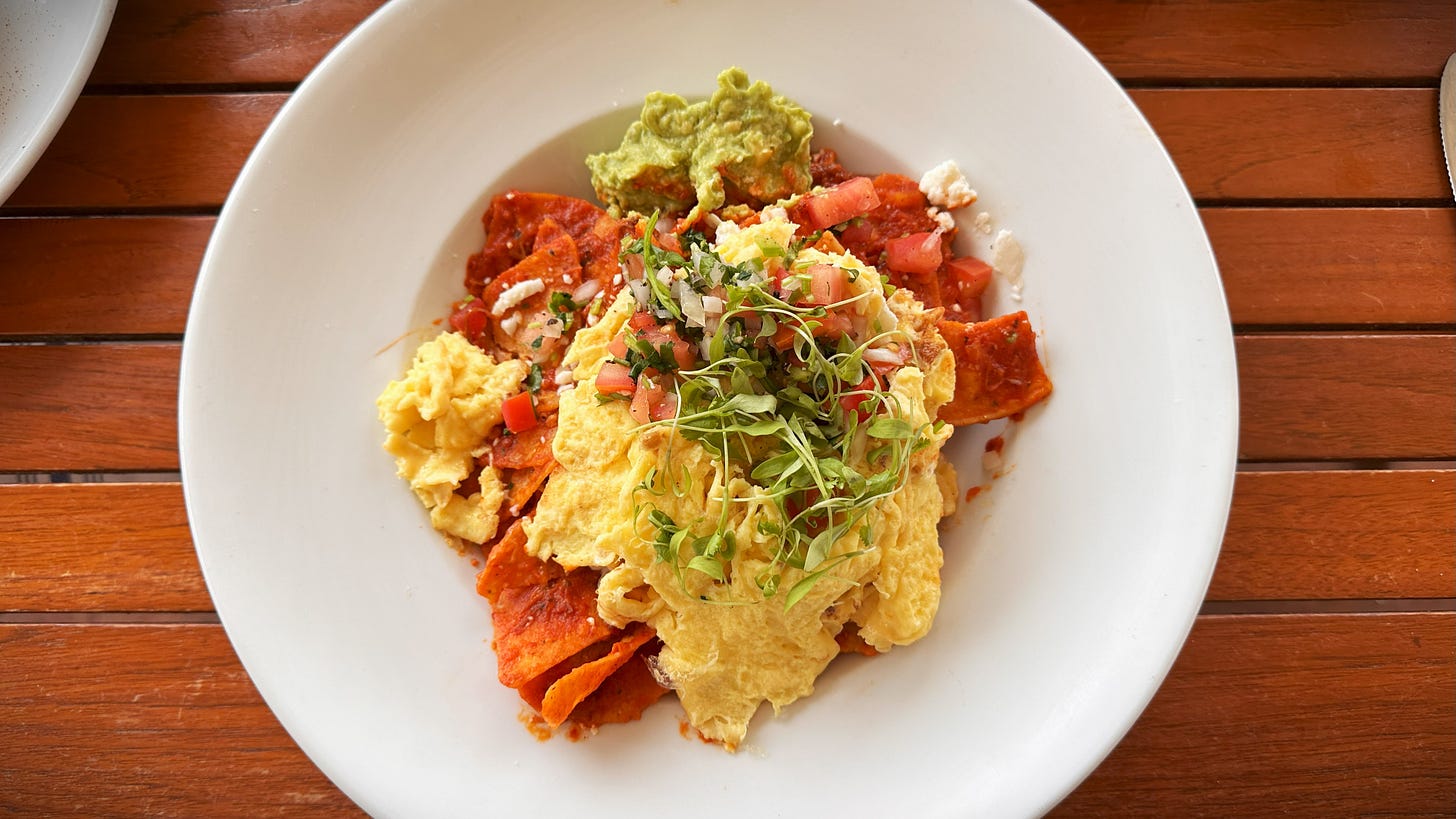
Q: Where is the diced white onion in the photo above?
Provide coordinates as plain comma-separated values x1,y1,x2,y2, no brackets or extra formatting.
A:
571,280,601,304
627,277,649,306
864,347,902,365
656,266,673,286
877,304,899,332
541,318,563,339
490,279,545,316
699,336,714,360
681,289,706,327
554,368,574,386
701,295,724,314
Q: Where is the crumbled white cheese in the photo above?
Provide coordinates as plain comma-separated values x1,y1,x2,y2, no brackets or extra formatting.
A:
918,160,978,209
554,367,575,386
929,207,956,231
973,211,993,235
499,313,521,336
991,229,1025,303
760,205,789,224
490,279,545,316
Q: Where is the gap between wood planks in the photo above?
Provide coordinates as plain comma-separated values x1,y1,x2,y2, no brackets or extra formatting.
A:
2,605,1451,624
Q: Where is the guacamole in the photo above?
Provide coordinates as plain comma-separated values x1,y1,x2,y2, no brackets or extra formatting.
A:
586,68,814,225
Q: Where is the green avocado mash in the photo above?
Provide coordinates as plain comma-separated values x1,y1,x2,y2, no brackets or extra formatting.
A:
586,68,814,225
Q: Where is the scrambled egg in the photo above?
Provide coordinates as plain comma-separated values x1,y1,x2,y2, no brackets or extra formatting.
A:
525,239,958,749
377,331,528,550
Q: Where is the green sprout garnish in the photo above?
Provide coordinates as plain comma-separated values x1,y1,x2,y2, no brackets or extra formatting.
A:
619,212,930,608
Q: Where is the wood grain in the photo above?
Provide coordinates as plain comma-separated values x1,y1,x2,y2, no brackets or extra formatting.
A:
1206,208,1456,327
3,209,1450,336
3,470,1450,611
1211,471,1456,600
0,624,362,817
82,1,1456,87
91,0,385,87
0,345,179,472
0,217,211,337
1133,88,1446,200
0,484,208,612
1237,334,1456,461
1052,612,1456,817
1,90,1442,211
1,615,1448,816
1043,0,1455,82
2,335,1448,471
1,95,284,211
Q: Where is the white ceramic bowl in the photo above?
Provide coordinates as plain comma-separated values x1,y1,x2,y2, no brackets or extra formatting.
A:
0,0,115,204
180,1,1238,816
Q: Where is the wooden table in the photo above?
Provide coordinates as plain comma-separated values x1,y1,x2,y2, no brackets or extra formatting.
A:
2,1,1453,815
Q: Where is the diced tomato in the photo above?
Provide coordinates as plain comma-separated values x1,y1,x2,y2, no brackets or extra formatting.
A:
501,392,538,433
630,379,666,424
885,232,943,275
799,177,881,231
448,298,489,341
808,264,847,305
634,324,697,371
650,392,679,421
769,321,799,350
839,375,876,418
627,311,657,331
810,310,853,340
607,335,628,359
944,256,993,300
595,361,636,395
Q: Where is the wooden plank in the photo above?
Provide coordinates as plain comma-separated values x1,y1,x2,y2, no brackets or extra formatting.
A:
83,1,1456,87
1,615,1448,816
90,0,384,87
2,209,1451,337
0,90,1444,211
1207,208,1456,327
0,624,362,817
0,470,1447,612
0,484,208,612
0,345,178,472
1237,334,1456,461
0,217,210,336
1054,612,1456,816
1211,471,1456,600
1,95,284,211
1132,88,1446,200
0,335,1448,471
1043,0,1455,82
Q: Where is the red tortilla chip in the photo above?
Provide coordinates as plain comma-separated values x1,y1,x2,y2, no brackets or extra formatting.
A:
491,419,556,470
492,569,613,688
504,459,555,516
937,311,1053,426
516,638,613,713
466,192,606,292
570,648,672,728
538,623,656,727
475,520,555,606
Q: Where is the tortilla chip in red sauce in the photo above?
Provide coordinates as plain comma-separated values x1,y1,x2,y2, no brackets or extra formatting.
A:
490,420,555,471
475,520,552,606
492,569,614,689
538,623,656,727
569,648,671,728
936,311,1053,426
